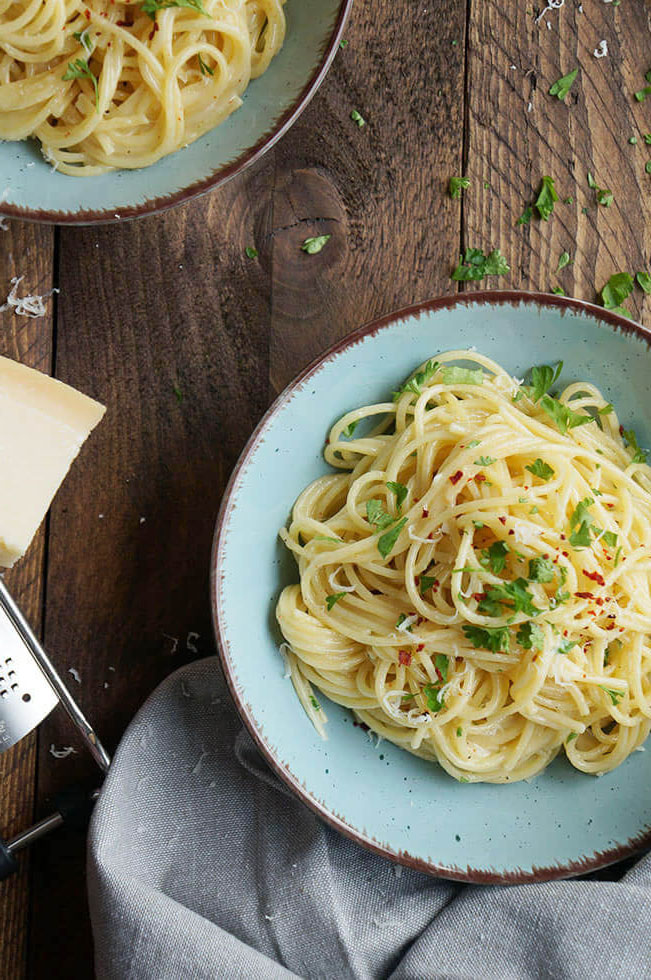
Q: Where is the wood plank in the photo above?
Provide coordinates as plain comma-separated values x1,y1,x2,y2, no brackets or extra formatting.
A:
269,0,469,393
464,0,650,308
0,220,55,980
28,162,275,976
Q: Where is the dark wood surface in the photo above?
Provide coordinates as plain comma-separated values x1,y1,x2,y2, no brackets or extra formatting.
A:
1,0,650,975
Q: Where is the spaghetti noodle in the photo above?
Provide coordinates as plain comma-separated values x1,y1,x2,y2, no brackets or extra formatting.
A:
0,0,285,174
277,351,651,783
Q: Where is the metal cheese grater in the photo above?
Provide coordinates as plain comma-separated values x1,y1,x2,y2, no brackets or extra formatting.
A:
0,578,110,880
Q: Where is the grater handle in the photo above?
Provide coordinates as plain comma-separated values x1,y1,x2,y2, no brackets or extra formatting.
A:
0,579,111,773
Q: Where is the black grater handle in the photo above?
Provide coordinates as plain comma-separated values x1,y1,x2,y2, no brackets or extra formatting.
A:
0,838,18,881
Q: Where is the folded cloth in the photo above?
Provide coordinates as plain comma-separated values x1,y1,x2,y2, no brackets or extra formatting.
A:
88,657,651,980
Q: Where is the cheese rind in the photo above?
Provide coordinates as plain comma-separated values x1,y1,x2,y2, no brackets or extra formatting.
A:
0,356,105,568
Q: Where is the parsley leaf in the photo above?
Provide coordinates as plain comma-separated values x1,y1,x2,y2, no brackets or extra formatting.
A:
245,246,258,259
595,528,618,548
73,29,92,53
442,366,485,385
396,613,412,630
197,52,214,76
451,247,510,281
301,235,331,255
482,578,542,619
387,481,408,512
622,428,648,464
535,176,559,221
557,251,571,272
366,499,395,530
569,521,592,548
435,653,449,682
517,204,534,226
462,624,510,653
474,455,496,466
62,58,99,113
449,176,470,199
557,639,577,655
326,593,346,610
480,540,509,574
419,571,437,594
526,458,555,481
528,557,555,582
378,517,408,558
393,359,440,400
423,684,446,713
141,0,207,17
342,420,359,438
549,67,578,101
516,621,544,651
310,695,321,710
570,497,594,527
637,271,651,294
350,109,366,127
600,686,625,706
519,361,563,403
540,394,593,434
551,287,566,295
597,188,613,207
635,86,651,103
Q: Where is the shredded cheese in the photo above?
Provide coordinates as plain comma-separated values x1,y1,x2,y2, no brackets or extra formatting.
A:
1,276,58,318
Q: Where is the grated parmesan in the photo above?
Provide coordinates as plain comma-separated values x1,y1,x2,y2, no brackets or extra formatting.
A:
0,276,58,318
49,744,77,759
327,567,356,593
594,40,608,58
68,667,81,684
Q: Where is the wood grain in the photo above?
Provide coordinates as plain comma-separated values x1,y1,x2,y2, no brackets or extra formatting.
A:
28,162,276,977
0,220,54,980
268,0,469,393
463,0,651,311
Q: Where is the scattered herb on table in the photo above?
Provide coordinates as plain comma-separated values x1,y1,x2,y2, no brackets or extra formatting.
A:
600,272,634,317
350,109,366,127
245,246,258,259
449,176,470,199
535,176,559,220
637,271,651,293
451,247,510,281
549,67,578,101
301,235,331,255
557,251,571,271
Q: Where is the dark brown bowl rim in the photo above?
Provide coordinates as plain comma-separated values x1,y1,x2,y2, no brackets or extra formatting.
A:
211,289,651,885
0,0,353,226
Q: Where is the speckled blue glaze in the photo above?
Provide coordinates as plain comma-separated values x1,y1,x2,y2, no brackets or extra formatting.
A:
0,0,350,223
213,293,651,882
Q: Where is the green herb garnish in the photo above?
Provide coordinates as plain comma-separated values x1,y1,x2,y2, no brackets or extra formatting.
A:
462,624,510,653
310,695,321,710
474,456,496,466
449,176,470,199
540,394,593,435
480,540,509,574
517,205,534,226
393,359,440,401
557,639,577,655
622,427,648,464
301,235,331,255
451,247,510,282
387,481,408,512
557,251,571,272
342,420,359,438
528,557,555,582
435,653,449,682
326,593,346,611
141,0,207,18
549,67,578,101
442,366,485,385
366,499,395,530
526,458,555,481
197,52,214,75
423,684,446,713
350,109,365,127
516,621,544,651
378,518,407,558
637,271,651,294
62,58,99,112
535,176,559,221
480,578,541,619
72,29,92,53
600,686,625,705
245,246,258,259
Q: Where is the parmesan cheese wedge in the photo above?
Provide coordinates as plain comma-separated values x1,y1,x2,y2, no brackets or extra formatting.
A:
0,356,105,568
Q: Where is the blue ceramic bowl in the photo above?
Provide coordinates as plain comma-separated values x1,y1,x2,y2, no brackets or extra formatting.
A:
212,292,651,883
0,0,351,224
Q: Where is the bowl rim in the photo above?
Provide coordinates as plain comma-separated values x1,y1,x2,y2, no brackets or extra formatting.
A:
211,289,651,884
0,0,354,226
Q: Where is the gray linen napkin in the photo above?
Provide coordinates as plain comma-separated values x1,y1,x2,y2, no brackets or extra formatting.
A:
88,657,651,980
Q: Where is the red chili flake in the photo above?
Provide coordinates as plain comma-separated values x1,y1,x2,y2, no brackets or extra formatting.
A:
606,623,616,631
422,507,429,518
560,534,566,541
472,592,486,601
398,650,412,666
605,503,615,509
435,666,443,682
588,610,596,616
450,470,463,485
619,424,625,436
576,592,594,600
585,570,605,587
427,532,434,540
85,6,90,16
416,644,425,652
542,553,549,559
508,529,515,536
498,516,507,526
562,551,569,558
475,473,486,483
595,598,604,606
325,437,330,444
563,629,568,637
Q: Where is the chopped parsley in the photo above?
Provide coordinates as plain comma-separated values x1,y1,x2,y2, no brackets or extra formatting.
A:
387,481,408,512
310,695,321,710
517,205,534,226
173,384,183,402
449,176,470,199
419,571,437,594
245,246,258,259
557,639,577,655
535,176,559,221
456,726,463,737
566,732,578,743
474,455,496,466
301,235,331,255
467,440,481,449
600,686,625,706
622,427,648,464
141,0,207,17
526,458,555,481
396,613,412,631
549,67,578,101
516,621,544,651
551,287,566,295
634,86,651,102
72,29,92,53
423,684,446,713
638,271,651,294
480,579,541,619
569,496,594,548
326,593,346,610
597,404,614,416
62,59,99,112
393,359,440,400
314,535,342,543
595,528,618,548
480,540,509,574
366,499,395,530
435,653,449,682
342,420,359,438
540,394,593,434
350,109,366,127
451,247,510,281
378,518,407,558
528,557,555,582
442,366,485,385
462,624,510,653
197,53,214,76
517,361,563,403
557,251,571,272
339,39,348,48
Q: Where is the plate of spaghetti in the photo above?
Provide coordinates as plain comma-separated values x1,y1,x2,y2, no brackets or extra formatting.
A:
212,291,651,882
0,0,351,222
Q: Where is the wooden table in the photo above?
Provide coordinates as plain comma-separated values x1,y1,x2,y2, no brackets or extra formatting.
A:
1,0,649,975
